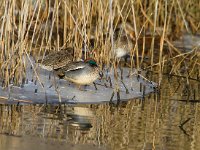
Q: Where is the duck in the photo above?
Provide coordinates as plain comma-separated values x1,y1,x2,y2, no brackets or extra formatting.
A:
55,59,99,86
112,26,134,60
113,34,133,59
85,23,134,61
37,47,74,71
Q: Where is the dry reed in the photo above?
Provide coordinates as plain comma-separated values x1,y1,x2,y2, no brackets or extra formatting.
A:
0,0,199,87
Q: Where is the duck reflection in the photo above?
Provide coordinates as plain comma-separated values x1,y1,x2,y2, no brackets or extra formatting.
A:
42,105,94,131
66,106,94,130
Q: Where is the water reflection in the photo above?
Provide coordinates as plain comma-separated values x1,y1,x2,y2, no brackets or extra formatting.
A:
66,107,93,130
0,76,200,150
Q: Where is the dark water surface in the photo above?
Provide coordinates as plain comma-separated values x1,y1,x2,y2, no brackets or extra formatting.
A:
0,76,199,150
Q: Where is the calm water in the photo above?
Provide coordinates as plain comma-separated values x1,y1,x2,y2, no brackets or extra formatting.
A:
0,76,199,150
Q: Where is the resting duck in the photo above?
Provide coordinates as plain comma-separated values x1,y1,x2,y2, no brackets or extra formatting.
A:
37,47,74,71
55,59,99,86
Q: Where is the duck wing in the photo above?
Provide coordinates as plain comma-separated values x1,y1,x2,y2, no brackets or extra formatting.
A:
62,61,86,72
55,61,86,78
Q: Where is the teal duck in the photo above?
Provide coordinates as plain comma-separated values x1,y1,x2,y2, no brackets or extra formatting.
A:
113,27,134,59
37,47,74,71
56,59,99,86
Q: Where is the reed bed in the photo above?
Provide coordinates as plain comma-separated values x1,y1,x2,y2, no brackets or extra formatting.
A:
0,0,199,87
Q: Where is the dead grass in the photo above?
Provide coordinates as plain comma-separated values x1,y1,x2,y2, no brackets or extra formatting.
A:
0,0,199,87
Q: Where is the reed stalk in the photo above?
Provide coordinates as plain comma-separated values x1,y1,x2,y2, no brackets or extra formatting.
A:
0,0,199,87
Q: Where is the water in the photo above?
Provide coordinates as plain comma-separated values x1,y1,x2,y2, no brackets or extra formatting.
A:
0,75,199,150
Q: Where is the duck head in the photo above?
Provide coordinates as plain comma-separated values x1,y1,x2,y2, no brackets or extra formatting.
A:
85,59,98,67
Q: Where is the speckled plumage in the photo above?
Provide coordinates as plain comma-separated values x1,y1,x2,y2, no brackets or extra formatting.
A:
113,29,133,59
38,47,74,71
56,60,99,85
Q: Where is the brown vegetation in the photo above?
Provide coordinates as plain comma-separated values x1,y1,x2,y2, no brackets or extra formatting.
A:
0,0,199,87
